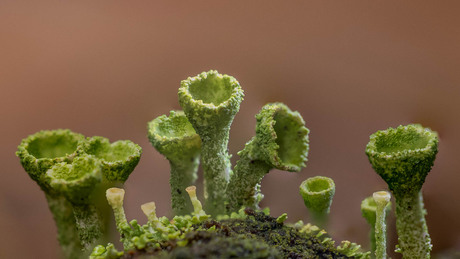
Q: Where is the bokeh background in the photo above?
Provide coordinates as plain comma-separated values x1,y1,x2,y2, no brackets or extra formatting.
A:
1,1,459,258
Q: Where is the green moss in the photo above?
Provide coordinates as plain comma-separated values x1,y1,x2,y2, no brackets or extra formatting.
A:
96,208,367,259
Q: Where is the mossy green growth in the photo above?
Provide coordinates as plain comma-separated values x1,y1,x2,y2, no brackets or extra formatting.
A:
148,111,201,215
366,124,438,258
299,176,335,229
178,70,244,216
227,103,309,212
93,187,369,259
17,129,142,259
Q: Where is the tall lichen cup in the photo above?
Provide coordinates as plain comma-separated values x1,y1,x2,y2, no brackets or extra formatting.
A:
365,124,438,258
178,70,244,215
148,111,201,215
227,103,309,212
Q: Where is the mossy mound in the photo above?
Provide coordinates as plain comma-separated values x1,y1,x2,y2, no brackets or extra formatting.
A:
117,209,365,259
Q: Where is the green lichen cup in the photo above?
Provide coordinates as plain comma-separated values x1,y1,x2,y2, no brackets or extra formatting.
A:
299,176,335,229
16,129,85,186
147,111,201,215
78,136,142,182
365,124,438,194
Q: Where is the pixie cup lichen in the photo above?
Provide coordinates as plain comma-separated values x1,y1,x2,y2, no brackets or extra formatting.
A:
227,102,309,212
17,130,142,259
366,124,438,258
299,176,335,229
178,70,244,215
148,111,201,215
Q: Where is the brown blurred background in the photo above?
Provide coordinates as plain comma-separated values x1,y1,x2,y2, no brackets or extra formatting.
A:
1,1,459,258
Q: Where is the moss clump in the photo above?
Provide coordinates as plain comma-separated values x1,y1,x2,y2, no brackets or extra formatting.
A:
115,209,363,259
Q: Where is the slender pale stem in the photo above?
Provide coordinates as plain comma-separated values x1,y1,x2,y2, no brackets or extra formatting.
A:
373,191,390,259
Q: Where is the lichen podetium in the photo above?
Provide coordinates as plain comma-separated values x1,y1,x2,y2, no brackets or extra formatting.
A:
178,70,244,216
366,124,438,258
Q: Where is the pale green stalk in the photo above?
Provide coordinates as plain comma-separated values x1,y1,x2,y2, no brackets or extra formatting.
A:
373,191,391,259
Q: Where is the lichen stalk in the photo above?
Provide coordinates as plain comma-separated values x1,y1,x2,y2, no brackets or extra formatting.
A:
46,194,82,259
361,195,391,258
394,190,431,258
373,191,391,259
178,70,244,215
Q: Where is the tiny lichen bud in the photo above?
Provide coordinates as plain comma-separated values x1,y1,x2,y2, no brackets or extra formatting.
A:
141,202,157,223
299,176,335,229
106,188,125,208
185,186,202,215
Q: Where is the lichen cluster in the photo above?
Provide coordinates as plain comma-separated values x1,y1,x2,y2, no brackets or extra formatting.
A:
17,71,441,259
17,130,142,258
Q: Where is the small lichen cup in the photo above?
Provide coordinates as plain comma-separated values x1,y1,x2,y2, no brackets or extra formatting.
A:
147,111,201,215
365,124,438,258
299,176,335,229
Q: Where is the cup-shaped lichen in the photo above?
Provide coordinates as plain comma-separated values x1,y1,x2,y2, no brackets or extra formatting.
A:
227,103,309,212
178,70,244,215
365,124,438,258
78,136,142,182
16,129,84,186
361,195,391,258
299,176,335,229
17,130,142,259
46,156,102,205
147,111,201,215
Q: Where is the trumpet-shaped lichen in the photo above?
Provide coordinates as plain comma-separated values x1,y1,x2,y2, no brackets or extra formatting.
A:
366,124,438,258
